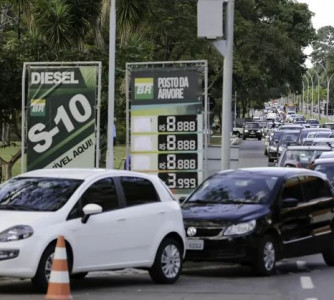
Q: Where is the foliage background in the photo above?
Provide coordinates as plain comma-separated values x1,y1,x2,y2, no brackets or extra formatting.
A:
1,0,332,179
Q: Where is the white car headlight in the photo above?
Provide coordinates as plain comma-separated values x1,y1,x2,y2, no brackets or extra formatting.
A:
270,146,277,151
0,226,34,242
224,220,256,236
244,130,249,132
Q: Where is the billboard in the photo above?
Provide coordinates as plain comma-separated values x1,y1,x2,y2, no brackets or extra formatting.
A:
128,64,206,197
24,63,101,171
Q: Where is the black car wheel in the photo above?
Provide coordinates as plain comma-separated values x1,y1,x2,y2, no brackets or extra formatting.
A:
71,272,88,279
32,243,72,293
323,236,334,266
253,235,277,276
31,245,55,293
149,238,182,284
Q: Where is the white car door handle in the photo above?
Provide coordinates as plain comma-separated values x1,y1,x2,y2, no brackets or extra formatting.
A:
117,218,126,222
158,211,166,215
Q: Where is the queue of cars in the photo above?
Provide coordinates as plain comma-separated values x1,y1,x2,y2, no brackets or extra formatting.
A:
3,107,334,291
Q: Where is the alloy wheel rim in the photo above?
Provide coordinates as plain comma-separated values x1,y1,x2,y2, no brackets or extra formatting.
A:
263,241,275,271
45,253,54,282
161,244,181,278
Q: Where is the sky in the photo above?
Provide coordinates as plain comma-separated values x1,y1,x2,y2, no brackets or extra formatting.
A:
297,0,334,30
297,0,334,67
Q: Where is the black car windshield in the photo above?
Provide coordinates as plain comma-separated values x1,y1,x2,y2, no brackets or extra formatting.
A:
184,173,278,205
272,131,283,141
245,123,259,129
0,177,83,211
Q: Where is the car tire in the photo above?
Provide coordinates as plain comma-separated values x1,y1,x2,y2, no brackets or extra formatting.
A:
31,245,56,293
71,272,88,280
252,235,277,276
323,237,334,266
243,136,246,140
149,238,182,284
32,243,72,293
258,137,262,140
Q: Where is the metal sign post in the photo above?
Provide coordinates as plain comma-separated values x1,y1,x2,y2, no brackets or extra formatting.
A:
198,0,235,170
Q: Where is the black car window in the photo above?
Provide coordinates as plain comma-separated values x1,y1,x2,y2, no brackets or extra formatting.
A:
281,177,303,202
245,123,259,129
300,176,332,201
120,177,159,206
68,178,118,219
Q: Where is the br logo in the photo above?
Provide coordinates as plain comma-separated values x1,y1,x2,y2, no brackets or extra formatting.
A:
30,99,46,116
134,78,153,100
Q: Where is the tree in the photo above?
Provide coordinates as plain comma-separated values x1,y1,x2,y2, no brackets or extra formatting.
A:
311,26,334,67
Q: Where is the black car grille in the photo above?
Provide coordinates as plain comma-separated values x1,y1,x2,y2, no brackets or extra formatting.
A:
195,227,223,237
185,222,226,238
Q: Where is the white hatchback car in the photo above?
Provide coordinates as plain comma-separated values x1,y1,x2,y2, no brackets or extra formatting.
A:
0,168,186,292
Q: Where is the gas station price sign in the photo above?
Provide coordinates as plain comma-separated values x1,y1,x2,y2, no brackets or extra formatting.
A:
158,115,197,132
158,134,197,151
129,66,204,197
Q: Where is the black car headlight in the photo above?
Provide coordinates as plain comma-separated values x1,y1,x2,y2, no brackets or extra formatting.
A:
223,220,256,236
0,226,34,242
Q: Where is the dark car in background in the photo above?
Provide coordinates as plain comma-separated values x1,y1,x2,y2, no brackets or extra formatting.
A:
182,168,334,276
312,158,334,185
306,119,320,128
277,145,333,168
297,128,331,144
276,130,300,158
265,131,284,162
243,122,262,140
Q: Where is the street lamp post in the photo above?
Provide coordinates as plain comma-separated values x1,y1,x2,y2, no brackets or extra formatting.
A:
304,74,310,116
106,0,116,169
306,71,314,118
318,62,334,119
302,81,305,114
312,69,320,121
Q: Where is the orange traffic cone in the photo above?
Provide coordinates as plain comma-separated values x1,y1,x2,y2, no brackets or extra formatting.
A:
45,235,72,300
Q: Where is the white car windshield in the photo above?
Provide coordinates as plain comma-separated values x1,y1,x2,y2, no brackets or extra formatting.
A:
0,177,83,211
184,173,278,205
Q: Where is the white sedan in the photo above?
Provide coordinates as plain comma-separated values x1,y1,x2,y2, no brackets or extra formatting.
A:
0,168,186,292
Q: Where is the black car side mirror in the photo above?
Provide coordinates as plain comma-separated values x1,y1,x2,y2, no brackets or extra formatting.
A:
282,198,298,208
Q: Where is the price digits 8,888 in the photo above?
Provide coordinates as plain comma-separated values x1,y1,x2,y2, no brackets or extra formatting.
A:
158,153,197,170
158,115,197,132
158,134,197,151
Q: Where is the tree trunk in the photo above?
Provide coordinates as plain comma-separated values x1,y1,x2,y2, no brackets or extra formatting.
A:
0,149,21,181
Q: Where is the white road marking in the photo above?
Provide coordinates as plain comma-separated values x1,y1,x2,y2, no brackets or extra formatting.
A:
300,276,314,289
305,298,318,300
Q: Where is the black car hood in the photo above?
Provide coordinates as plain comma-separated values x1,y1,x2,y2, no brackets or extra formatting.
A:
182,203,269,223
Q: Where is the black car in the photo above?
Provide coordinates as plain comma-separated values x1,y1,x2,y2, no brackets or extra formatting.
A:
243,122,262,140
182,168,334,275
